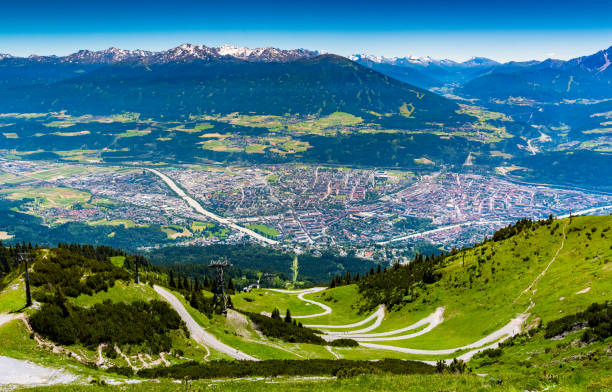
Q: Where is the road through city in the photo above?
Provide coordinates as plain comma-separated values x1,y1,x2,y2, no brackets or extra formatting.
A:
146,168,278,245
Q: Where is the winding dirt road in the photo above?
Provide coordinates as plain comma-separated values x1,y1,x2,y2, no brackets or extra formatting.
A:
266,287,332,319
359,313,528,358
338,307,445,340
307,305,385,332
154,285,259,361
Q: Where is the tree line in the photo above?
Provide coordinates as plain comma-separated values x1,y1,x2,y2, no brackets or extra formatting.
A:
135,358,436,379
356,253,445,311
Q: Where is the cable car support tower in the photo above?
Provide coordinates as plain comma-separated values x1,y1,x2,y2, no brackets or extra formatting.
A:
209,259,232,314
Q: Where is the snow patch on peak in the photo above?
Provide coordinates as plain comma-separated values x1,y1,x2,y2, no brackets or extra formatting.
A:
217,44,253,57
350,53,458,67
598,52,610,72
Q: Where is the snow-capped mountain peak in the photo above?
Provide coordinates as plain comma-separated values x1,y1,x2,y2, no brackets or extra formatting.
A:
349,53,458,67
62,47,153,64
0,44,319,65
349,54,398,64
217,44,254,57
570,45,612,73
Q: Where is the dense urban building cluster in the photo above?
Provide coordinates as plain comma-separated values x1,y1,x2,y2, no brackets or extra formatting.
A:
1,158,611,254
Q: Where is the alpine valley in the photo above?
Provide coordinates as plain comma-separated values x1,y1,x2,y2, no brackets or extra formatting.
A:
0,41,611,392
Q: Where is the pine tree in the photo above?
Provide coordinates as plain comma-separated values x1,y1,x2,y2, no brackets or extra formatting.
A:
285,309,292,323
168,270,175,288
271,308,281,320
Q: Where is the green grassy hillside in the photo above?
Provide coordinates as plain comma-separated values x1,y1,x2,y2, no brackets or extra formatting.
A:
0,244,221,382
378,215,612,349
1,215,611,391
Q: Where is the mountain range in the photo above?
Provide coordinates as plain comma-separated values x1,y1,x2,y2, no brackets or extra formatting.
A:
2,43,610,103
0,45,464,126
0,44,319,65
0,43,610,190
351,46,612,101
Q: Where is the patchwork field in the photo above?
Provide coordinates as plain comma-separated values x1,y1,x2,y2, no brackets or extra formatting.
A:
0,187,91,209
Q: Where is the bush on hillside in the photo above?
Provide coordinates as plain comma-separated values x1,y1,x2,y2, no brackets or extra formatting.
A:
545,302,611,342
136,359,435,379
329,338,359,347
245,311,326,345
30,299,185,353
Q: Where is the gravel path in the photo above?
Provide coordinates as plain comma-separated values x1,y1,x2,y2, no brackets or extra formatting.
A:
0,313,77,387
266,287,332,319
307,305,385,331
359,313,528,355
154,286,259,361
338,307,445,341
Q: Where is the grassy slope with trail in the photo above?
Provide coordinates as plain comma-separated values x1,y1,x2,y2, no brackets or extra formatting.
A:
0,246,227,380
1,215,611,390
231,215,611,356
364,215,611,350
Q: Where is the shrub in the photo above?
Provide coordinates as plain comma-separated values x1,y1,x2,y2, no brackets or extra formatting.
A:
545,302,611,341
107,366,134,377
245,311,325,345
329,338,359,347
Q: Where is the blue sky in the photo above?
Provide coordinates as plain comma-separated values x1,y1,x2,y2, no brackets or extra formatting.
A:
2,0,611,61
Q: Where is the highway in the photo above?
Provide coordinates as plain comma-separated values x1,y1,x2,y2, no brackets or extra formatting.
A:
146,168,278,245
378,220,512,245
380,204,612,245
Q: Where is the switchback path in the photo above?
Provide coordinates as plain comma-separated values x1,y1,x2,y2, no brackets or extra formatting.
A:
147,168,278,245
337,307,445,341
359,313,528,358
266,287,332,319
278,287,527,363
154,285,259,361
308,305,385,332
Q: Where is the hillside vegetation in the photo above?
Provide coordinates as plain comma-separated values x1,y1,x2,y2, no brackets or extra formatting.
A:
0,56,466,128
0,214,611,391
